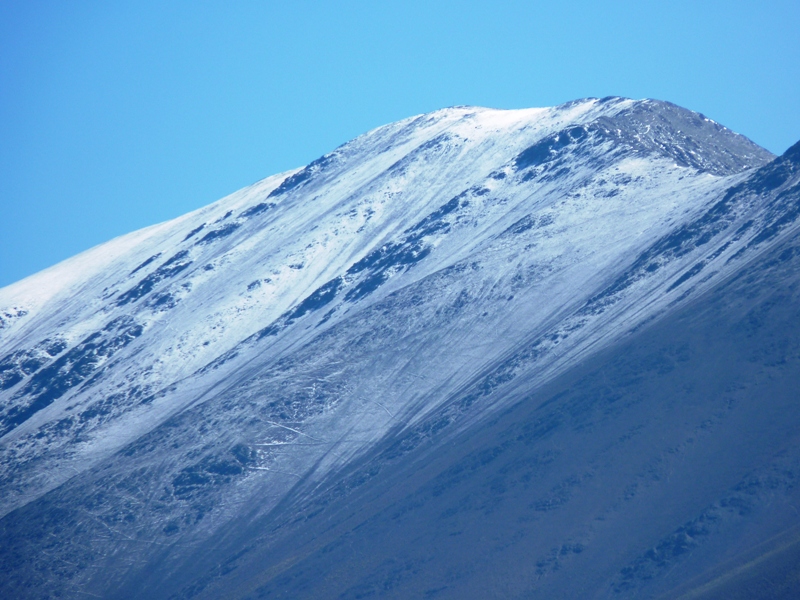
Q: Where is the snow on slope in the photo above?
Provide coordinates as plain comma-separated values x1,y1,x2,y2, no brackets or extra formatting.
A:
0,97,779,559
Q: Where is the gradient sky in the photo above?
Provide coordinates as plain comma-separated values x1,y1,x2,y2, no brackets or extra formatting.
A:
1,0,798,288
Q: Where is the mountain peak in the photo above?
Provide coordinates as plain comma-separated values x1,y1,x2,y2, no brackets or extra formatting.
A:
365,98,772,182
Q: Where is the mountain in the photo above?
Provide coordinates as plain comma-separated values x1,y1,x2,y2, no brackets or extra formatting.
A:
1,97,798,599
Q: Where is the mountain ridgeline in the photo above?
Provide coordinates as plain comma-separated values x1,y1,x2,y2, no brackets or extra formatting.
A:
1,97,799,599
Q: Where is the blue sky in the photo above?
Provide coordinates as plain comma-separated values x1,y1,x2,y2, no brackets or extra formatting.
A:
1,0,798,288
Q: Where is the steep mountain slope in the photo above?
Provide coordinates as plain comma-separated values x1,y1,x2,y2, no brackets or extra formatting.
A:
190,141,800,600
1,97,797,599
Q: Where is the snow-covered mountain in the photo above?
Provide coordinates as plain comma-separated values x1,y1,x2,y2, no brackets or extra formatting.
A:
1,97,799,599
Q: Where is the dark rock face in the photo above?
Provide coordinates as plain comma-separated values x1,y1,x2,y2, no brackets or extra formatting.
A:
0,98,797,599
595,99,774,176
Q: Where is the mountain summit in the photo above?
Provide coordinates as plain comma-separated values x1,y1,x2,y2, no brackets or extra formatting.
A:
1,97,799,599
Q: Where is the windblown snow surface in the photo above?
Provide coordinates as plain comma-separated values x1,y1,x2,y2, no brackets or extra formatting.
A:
2,97,800,599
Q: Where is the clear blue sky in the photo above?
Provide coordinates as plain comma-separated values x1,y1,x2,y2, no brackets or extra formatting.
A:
1,1,798,288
